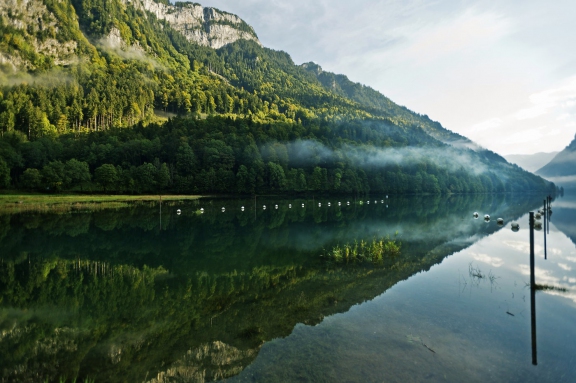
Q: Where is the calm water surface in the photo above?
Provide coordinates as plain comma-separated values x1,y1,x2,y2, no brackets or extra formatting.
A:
0,194,575,382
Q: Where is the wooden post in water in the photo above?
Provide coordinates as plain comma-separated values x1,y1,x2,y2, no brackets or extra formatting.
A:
529,212,537,366
543,199,547,260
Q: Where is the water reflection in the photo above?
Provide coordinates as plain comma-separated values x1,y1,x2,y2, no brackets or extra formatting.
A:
0,194,574,382
223,195,576,383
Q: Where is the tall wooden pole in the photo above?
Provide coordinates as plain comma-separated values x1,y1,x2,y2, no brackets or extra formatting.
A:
529,212,537,366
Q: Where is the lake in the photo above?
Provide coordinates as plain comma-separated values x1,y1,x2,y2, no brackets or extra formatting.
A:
1,193,575,382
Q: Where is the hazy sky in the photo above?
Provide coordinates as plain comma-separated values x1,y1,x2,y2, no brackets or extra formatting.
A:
195,0,576,155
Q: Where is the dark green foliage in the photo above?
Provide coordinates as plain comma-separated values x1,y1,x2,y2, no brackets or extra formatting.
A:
94,163,118,191
0,157,10,188
20,168,41,190
0,115,556,195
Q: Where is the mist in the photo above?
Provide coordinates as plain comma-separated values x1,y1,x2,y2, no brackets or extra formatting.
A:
0,66,74,87
97,30,163,69
280,139,488,175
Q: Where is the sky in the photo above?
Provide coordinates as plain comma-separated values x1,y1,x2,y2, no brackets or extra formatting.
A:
194,0,576,156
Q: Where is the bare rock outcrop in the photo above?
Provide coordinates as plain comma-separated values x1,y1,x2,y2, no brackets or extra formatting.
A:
124,0,261,49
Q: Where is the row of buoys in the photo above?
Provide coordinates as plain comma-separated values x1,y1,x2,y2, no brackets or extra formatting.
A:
473,210,548,233
177,199,391,214
473,212,506,226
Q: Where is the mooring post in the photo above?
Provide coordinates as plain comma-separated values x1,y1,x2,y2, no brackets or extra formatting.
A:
529,211,537,366
543,199,547,260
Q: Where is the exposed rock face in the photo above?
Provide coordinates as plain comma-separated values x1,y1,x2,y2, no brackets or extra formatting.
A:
0,0,78,69
124,0,261,49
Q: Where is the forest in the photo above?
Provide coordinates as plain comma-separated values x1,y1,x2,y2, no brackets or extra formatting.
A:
0,115,554,195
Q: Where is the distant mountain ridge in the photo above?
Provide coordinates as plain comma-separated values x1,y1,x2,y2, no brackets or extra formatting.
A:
300,62,474,146
537,134,576,177
536,134,576,189
505,152,559,173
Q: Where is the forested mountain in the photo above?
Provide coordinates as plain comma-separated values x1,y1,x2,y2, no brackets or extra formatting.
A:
0,0,555,195
505,151,559,173
536,134,576,189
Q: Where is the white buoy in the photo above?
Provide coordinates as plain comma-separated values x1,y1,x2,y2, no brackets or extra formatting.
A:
535,213,541,220
535,221,543,231
338,202,341,206
302,203,305,208
386,195,388,199
241,206,245,211
176,209,181,215
386,205,388,208
328,202,331,207
497,218,504,226
263,205,266,210
289,204,292,208
367,201,370,204
200,208,204,214
484,214,490,222
275,204,278,209
381,200,384,203
347,201,350,205
511,222,520,232
222,207,225,212
473,212,479,218
319,203,321,207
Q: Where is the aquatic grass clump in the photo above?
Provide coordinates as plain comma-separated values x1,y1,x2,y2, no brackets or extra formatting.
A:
326,236,401,264
535,284,568,293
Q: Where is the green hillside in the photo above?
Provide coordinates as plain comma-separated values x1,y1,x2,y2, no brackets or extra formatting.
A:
0,0,555,195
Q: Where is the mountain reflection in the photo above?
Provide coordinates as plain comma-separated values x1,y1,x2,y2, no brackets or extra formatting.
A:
0,194,545,383
548,193,576,248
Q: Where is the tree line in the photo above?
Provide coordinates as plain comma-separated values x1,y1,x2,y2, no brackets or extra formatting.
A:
0,115,555,195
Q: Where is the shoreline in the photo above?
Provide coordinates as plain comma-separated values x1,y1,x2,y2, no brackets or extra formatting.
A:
0,194,203,214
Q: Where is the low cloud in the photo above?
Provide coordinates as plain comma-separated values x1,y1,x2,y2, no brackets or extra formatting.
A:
0,67,73,87
97,28,162,68
284,139,489,175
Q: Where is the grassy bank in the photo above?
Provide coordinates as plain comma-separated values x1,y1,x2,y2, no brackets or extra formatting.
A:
0,194,202,214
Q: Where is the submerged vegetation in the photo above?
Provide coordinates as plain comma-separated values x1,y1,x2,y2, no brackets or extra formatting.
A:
325,236,401,264
468,262,498,285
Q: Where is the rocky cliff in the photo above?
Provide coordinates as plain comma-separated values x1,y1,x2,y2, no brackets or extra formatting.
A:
0,0,260,72
0,0,80,70
125,0,261,49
